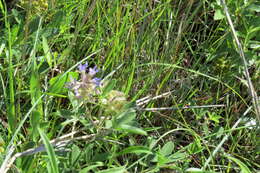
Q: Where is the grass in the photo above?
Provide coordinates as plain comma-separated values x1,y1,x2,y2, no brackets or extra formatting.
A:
0,0,259,172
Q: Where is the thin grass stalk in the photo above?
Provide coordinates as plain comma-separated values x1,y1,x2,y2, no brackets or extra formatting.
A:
0,95,44,172
220,0,260,124
0,0,16,132
202,107,252,170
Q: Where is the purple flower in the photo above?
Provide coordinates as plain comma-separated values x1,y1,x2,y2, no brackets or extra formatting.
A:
88,66,99,76
74,89,82,98
78,62,88,72
91,77,101,86
66,77,77,89
67,63,102,99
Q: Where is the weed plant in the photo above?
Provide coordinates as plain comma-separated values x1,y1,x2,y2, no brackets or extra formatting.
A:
0,0,259,172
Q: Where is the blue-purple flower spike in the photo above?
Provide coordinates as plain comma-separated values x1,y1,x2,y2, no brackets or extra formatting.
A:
78,62,88,72
88,66,99,76
91,77,101,86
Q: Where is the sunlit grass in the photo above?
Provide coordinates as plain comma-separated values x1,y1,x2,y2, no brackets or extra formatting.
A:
0,0,259,172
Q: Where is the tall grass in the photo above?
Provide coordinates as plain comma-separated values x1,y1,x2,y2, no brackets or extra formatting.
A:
0,0,259,172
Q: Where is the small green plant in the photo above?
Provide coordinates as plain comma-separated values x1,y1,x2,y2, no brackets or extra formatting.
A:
66,62,129,113
65,62,146,136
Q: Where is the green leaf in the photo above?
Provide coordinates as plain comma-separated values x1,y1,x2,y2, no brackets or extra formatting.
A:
169,151,188,161
49,72,78,95
38,128,59,173
116,124,147,135
214,9,225,20
248,4,260,12
116,146,152,156
49,10,64,28
29,16,41,34
186,168,217,173
102,79,117,96
114,108,136,126
155,152,172,165
160,141,174,156
30,110,41,141
0,136,5,146
31,111,41,129
213,126,224,138
79,162,104,173
92,152,110,162
225,155,251,173
96,166,126,173
71,145,81,164
186,168,202,172
30,70,43,118
42,36,52,68
208,112,222,123
30,72,42,101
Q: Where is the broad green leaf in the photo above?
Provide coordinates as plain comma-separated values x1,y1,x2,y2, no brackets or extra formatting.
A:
248,4,260,12
42,36,52,68
79,162,104,173
117,124,147,135
186,168,217,173
114,108,136,126
116,146,152,156
96,166,126,173
213,126,224,139
31,110,41,141
160,141,174,156
31,111,41,129
10,25,19,43
38,128,59,173
208,112,222,123
49,72,78,94
30,72,42,104
30,70,43,120
71,145,81,164
249,42,260,49
155,152,172,165
29,16,41,34
92,152,110,162
102,79,117,96
0,136,4,153
0,43,5,55
169,151,188,161
214,9,225,20
225,155,251,173
49,10,64,28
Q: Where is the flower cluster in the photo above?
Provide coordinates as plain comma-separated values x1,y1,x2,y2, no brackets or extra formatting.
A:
67,62,130,113
67,62,101,100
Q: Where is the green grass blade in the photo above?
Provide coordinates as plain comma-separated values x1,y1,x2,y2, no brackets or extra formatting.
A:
38,127,59,173
225,154,252,173
0,0,16,132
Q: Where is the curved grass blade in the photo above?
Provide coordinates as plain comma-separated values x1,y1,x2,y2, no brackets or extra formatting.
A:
38,127,59,173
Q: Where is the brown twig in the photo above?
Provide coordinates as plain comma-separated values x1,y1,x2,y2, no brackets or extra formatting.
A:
140,104,226,112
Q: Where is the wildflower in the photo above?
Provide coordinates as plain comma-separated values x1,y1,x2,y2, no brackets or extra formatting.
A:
88,66,99,76
67,62,101,100
91,77,101,86
78,62,88,72
66,77,78,89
